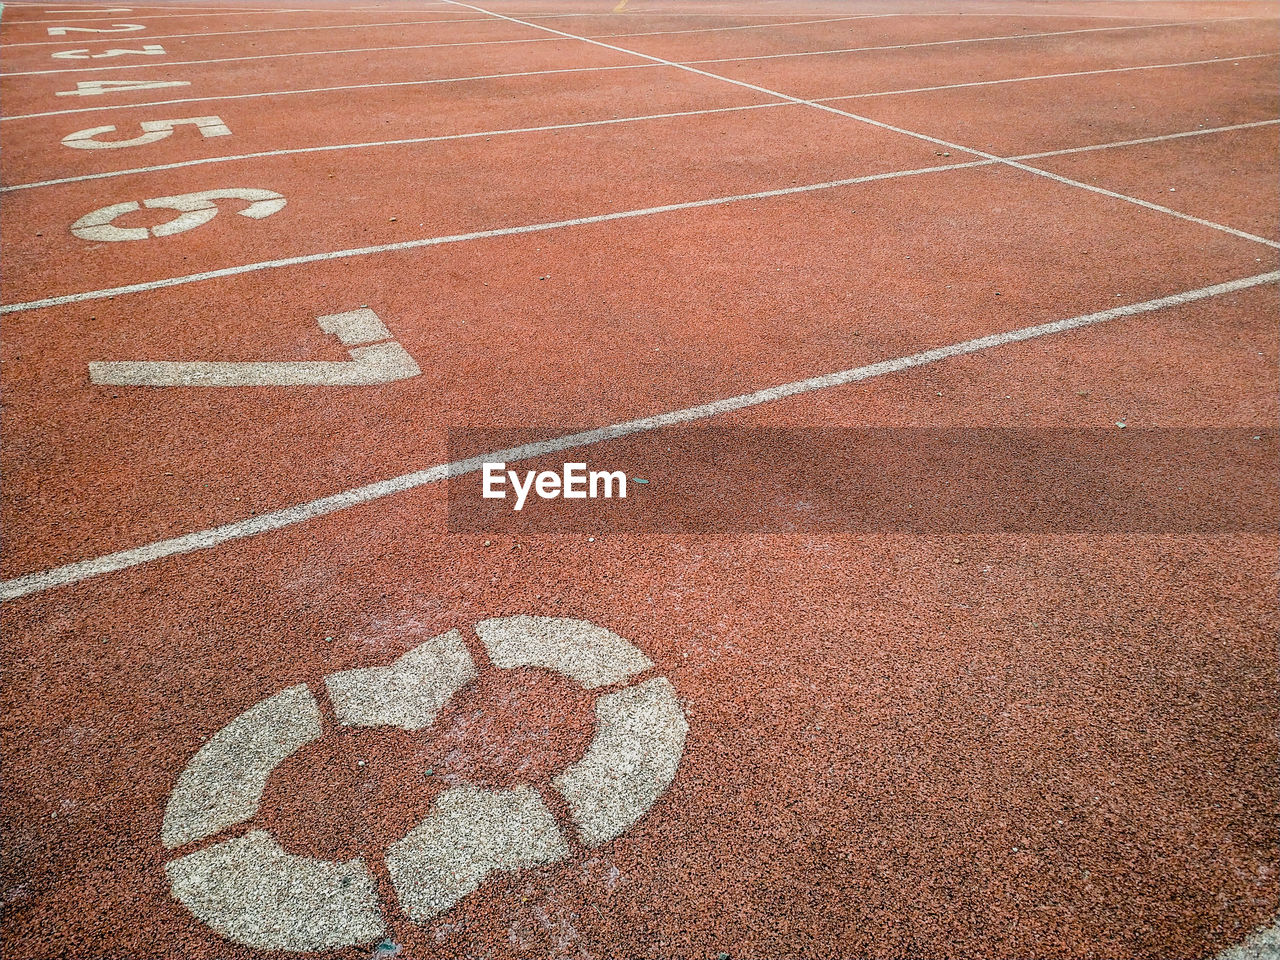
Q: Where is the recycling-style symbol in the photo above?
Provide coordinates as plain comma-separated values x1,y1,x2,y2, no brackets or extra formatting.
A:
161,616,688,952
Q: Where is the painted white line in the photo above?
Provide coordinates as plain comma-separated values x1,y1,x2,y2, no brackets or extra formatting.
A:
593,14,902,38
0,62,659,121
1,14,494,44
5,55,1272,193
1015,118,1280,159
2,101,786,191
0,157,993,315
1,271,1274,602
442,0,1280,248
680,17,1253,65
2,33,558,75
821,51,1279,103
5,7,460,22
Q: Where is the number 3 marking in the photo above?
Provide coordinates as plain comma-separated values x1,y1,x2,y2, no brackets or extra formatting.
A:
52,44,166,60
47,23,144,34
71,188,285,242
62,116,230,150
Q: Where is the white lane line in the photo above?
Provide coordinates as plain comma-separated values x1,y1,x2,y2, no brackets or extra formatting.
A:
6,106,1273,195
1015,118,1280,159
0,14,877,73
821,51,1278,103
592,14,905,37
4,5,462,20
1,100,788,191
0,157,994,315
0,14,494,44
681,17,1255,66
5,41,1271,123
1,34,560,76
2,270,1273,603
0,62,660,121
443,0,1280,249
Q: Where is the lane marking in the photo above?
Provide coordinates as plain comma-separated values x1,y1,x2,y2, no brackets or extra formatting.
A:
55,76,188,95
3,33,559,75
3,63,659,121
45,21,144,34
4,55,1272,192
820,52,1279,103
0,14,1253,74
163,617,683,945
1,271,1274,602
0,157,995,315
70,187,285,241
61,114,230,150
440,0,1280,249
679,16,1259,65
48,42,165,59
9,101,787,189
2,15,511,44
89,307,423,387
1015,119,1280,159
7,115,1278,312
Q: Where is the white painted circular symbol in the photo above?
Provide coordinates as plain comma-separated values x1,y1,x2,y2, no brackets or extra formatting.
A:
161,616,687,952
70,188,285,241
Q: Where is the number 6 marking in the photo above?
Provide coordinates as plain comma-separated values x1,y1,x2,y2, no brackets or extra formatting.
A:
71,188,285,242
62,116,230,150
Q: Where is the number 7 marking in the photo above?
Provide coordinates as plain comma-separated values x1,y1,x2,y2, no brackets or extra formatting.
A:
89,310,422,388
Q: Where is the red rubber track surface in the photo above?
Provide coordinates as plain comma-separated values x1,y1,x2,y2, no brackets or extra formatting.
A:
2,1,1277,959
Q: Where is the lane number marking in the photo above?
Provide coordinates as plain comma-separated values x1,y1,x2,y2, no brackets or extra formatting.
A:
51,43,165,59
89,308,423,387
70,187,284,241
57,78,189,96
47,23,145,34
62,115,229,149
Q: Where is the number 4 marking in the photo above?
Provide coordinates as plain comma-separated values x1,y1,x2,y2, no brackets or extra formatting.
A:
89,310,422,387
62,116,230,150
57,79,189,97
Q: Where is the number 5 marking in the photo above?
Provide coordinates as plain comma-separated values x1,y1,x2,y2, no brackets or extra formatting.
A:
62,116,230,150
89,309,422,387
71,188,285,242
47,23,144,34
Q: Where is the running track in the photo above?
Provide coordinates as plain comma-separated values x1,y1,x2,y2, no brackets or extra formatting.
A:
1,0,1277,958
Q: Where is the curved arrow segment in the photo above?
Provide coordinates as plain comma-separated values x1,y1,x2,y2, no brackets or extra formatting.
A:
166,831,386,952
554,677,688,847
161,684,321,850
385,786,569,922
